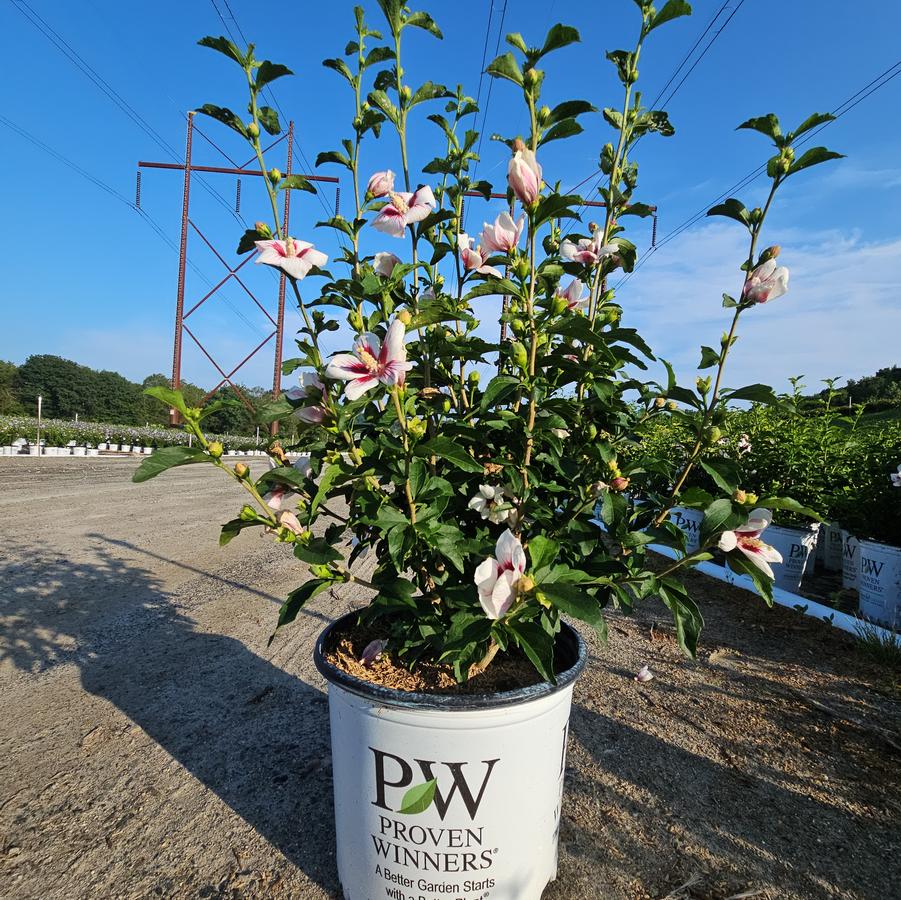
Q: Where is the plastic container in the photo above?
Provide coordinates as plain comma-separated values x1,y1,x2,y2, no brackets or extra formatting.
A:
824,524,844,573
669,506,704,555
841,529,859,591
766,523,819,592
858,540,901,629
315,612,587,900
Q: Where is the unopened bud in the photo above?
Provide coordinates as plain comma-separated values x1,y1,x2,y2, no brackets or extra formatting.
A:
745,492,759,505
400,84,412,102
759,245,781,262
696,376,712,395
407,417,427,440
239,504,257,521
512,136,527,153
552,295,569,316
667,400,678,411
732,489,747,504
707,426,722,443
586,423,598,439
537,105,551,123
524,68,539,86
588,221,599,233
234,462,249,478
397,309,413,326
246,121,259,138
514,257,530,280
467,370,480,386
268,167,282,183
254,221,273,239
655,397,666,408
610,476,630,492
518,575,536,594
208,441,223,459
590,480,608,497
441,397,452,414
511,341,529,371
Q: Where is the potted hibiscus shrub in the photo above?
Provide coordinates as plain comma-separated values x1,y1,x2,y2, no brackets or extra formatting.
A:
136,2,842,896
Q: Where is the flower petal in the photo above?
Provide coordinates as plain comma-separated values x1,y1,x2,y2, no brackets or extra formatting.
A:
343,375,379,401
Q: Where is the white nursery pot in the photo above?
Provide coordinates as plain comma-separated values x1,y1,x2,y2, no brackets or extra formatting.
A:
858,540,901,629
669,506,704,554
841,530,859,591
824,523,844,573
315,613,587,900
766,523,819,593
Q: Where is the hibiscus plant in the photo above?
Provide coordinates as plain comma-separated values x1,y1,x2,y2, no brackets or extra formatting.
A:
137,0,843,683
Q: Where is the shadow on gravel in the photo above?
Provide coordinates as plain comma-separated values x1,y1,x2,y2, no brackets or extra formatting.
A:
567,701,893,898
0,538,340,895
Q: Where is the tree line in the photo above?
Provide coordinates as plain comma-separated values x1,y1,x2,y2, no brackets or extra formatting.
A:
0,355,274,434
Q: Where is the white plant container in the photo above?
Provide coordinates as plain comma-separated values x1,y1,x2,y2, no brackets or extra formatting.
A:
87,448,100,457
669,506,704,555
824,523,844,572
315,613,587,900
841,529,859,590
72,447,86,457
766,523,819,593
858,539,901,629
27,446,40,456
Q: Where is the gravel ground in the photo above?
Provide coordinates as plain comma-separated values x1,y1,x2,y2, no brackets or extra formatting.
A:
1,457,899,899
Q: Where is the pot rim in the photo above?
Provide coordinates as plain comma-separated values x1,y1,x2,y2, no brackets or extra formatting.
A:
313,610,588,711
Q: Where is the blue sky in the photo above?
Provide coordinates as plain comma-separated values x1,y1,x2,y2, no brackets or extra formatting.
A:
1,0,899,397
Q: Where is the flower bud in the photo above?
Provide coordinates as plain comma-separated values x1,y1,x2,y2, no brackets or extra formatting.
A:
518,575,536,594
745,492,759,505
586,423,598,439
513,257,530,280
400,85,412,102
602,307,621,325
696,376,712,395
268,167,282,184
708,426,722,443
667,400,678,411
590,480,608,497
246,121,259,139
588,221,598,233
467,370,480,386
511,341,529,371
759,245,781,262
610,476,630,492
254,221,272,238
552,295,569,316
234,462,249,478
239,504,257,521
512,136,527,153
655,397,666,409
441,397,452,414
397,309,413,326
349,308,364,331
538,105,551,123
208,441,223,459
732,489,747,504
524,68,539,86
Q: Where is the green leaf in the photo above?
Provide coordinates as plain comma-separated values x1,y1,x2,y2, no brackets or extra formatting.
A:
271,578,333,640
464,278,522,302
257,106,281,135
787,147,845,176
405,10,443,38
397,779,437,815
237,227,266,254
219,517,259,546
699,458,738,495
737,113,782,142
529,535,559,572
480,375,520,412
757,496,824,521
789,112,834,140
143,385,191,419
658,583,704,657
646,0,692,34
699,345,720,369
323,57,355,84
700,498,738,543
195,103,247,137
132,446,209,483
197,35,245,67
256,60,292,91
505,619,555,683
539,23,580,57
414,437,482,473
486,52,524,86
721,384,779,405
279,175,316,194
546,100,596,125
539,119,582,146
724,551,774,607
368,90,400,125
293,538,344,565
310,462,342,517
316,149,352,170
540,582,606,643
706,198,750,227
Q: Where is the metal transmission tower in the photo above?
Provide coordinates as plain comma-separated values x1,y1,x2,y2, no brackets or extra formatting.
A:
136,112,338,430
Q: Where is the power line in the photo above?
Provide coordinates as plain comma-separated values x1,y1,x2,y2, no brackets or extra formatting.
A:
8,0,245,227
465,0,509,231
474,1,495,111
0,113,268,338
613,59,901,290
562,0,745,237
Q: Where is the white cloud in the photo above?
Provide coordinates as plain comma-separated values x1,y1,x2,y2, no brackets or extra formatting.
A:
617,222,901,394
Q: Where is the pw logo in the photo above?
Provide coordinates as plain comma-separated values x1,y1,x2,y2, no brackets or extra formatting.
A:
369,747,499,821
860,557,884,578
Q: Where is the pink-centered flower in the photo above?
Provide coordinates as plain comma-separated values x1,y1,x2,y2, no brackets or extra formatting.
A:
743,259,789,304
254,237,327,280
285,372,327,424
507,148,542,205
373,251,402,277
480,212,525,254
557,278,588,312
366,170,395,197
718,508,783,579
324,319,413,400
372,186,437,238
459,234,503,278
474,529,527,620
559,233,619,267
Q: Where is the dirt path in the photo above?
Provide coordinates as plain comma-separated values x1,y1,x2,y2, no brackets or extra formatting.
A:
1,458,899,899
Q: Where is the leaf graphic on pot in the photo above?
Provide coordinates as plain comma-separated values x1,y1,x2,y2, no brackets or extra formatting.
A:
396,778,438,815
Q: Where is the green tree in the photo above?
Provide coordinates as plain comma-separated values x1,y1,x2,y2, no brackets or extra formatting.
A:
0,361,22,414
